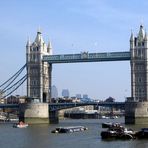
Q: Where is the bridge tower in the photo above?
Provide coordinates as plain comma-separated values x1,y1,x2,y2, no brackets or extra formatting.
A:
19,31,54,124
130,25,148,101
19,30,59,124
26,30,52,102
125,25,148,124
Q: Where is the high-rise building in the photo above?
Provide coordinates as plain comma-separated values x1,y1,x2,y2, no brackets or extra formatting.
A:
62,89,70,98
76,94,81,99
51,85,58,98
83,94,88,99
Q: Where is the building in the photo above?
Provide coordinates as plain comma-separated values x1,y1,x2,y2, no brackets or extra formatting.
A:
76,94,81,99
0,89,4,99
7,95,19,104
26,30,52,102
83,94,88,99
105,97,115,102
62,89,70,98
51,85,58,98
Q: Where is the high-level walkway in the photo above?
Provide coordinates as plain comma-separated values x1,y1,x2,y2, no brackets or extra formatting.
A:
43,51,130,63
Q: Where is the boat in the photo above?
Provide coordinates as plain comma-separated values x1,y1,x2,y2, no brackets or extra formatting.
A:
135,128,148,139
99,115,109,119
51,126,88,133
101,125,135,140
102,122,120,128
110,116,118,119
13,121,28,128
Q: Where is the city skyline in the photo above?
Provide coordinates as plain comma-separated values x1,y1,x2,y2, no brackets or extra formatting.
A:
52,85,92,100
1,1,148,101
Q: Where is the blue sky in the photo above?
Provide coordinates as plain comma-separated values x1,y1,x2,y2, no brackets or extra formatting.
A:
0,0,148,101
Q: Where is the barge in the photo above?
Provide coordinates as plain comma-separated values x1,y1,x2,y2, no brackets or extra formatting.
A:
135,128,148,139
102,122,120,128
101,126,135,140
51,126,88,133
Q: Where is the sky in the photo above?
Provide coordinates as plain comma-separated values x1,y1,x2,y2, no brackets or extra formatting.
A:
1,0,148,101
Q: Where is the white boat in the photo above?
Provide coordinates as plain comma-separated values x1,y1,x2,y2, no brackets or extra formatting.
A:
0,115,7,121
13,122,28,128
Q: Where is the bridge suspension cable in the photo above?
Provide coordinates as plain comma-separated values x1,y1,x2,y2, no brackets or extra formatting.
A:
0,64,26,91
2,74,27,98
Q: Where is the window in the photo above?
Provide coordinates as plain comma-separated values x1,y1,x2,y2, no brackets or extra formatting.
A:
138,42,141,46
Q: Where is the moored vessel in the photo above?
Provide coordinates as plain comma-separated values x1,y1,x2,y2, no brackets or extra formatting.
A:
51,126,88,133
101,124,135,140
13,121,28,128
102,122,120,128
135,128,148,139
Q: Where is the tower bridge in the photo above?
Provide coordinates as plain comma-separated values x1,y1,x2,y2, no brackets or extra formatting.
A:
1,25,148,124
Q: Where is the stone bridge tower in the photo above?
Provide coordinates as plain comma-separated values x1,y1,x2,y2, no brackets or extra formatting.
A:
125,25,148,124
26,30,52,102
130,25,148,101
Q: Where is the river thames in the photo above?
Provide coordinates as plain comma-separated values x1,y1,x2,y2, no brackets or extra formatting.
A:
1,117,148,148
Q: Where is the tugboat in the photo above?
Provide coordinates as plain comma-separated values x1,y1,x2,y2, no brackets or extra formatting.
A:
101,124,135,140
13,121,28,128
51,126,88,133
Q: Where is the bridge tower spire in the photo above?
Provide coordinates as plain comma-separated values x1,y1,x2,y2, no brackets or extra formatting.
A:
26,30,52,103
47,41,53,55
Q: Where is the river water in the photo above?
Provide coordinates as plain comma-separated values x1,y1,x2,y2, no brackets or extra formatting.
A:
1,117,148,148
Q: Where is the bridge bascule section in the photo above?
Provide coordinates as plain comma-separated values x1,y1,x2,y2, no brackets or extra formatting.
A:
1,25,148,124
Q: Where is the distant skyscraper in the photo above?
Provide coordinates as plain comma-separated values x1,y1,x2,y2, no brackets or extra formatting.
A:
51,85,58,98
83,94,88,99
76,94,81,99
62,89,70,98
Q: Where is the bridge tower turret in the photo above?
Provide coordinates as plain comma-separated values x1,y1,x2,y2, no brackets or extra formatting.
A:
47,41,53,55
26,30,52,103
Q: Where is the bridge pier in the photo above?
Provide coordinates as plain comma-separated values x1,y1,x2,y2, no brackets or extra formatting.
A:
125,101,148,124
19,103,58,124
49,110,59,124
